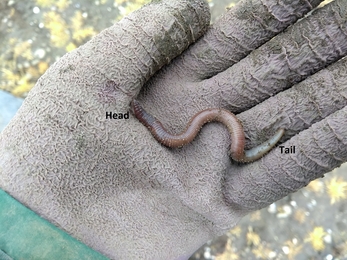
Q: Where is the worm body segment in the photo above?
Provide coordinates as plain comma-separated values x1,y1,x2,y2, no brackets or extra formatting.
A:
131,99,284,163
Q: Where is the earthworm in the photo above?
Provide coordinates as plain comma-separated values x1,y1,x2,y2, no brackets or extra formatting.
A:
131,99,284,163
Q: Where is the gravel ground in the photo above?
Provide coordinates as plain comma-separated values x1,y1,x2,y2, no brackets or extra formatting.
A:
1,0,347,259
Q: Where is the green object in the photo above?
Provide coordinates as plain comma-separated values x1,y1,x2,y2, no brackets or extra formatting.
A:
0,189,109,260
0,249,13,260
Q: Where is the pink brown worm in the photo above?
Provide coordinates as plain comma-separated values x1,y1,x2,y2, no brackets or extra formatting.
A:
131,99,285,163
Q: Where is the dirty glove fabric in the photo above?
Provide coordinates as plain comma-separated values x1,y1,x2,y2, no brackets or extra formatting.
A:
1,0,347,259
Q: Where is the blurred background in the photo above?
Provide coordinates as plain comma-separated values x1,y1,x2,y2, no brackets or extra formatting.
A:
1,0,346,259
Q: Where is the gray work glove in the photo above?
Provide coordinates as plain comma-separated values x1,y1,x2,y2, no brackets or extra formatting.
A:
1,0,347,259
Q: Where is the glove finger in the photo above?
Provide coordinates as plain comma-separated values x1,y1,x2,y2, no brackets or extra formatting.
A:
176,0,324,81
201,0,347,114
224,104,347,211
37,0,210,111
238,56,347,150
222,47,347,211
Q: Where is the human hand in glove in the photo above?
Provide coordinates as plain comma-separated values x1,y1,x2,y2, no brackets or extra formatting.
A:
1,0,347,259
